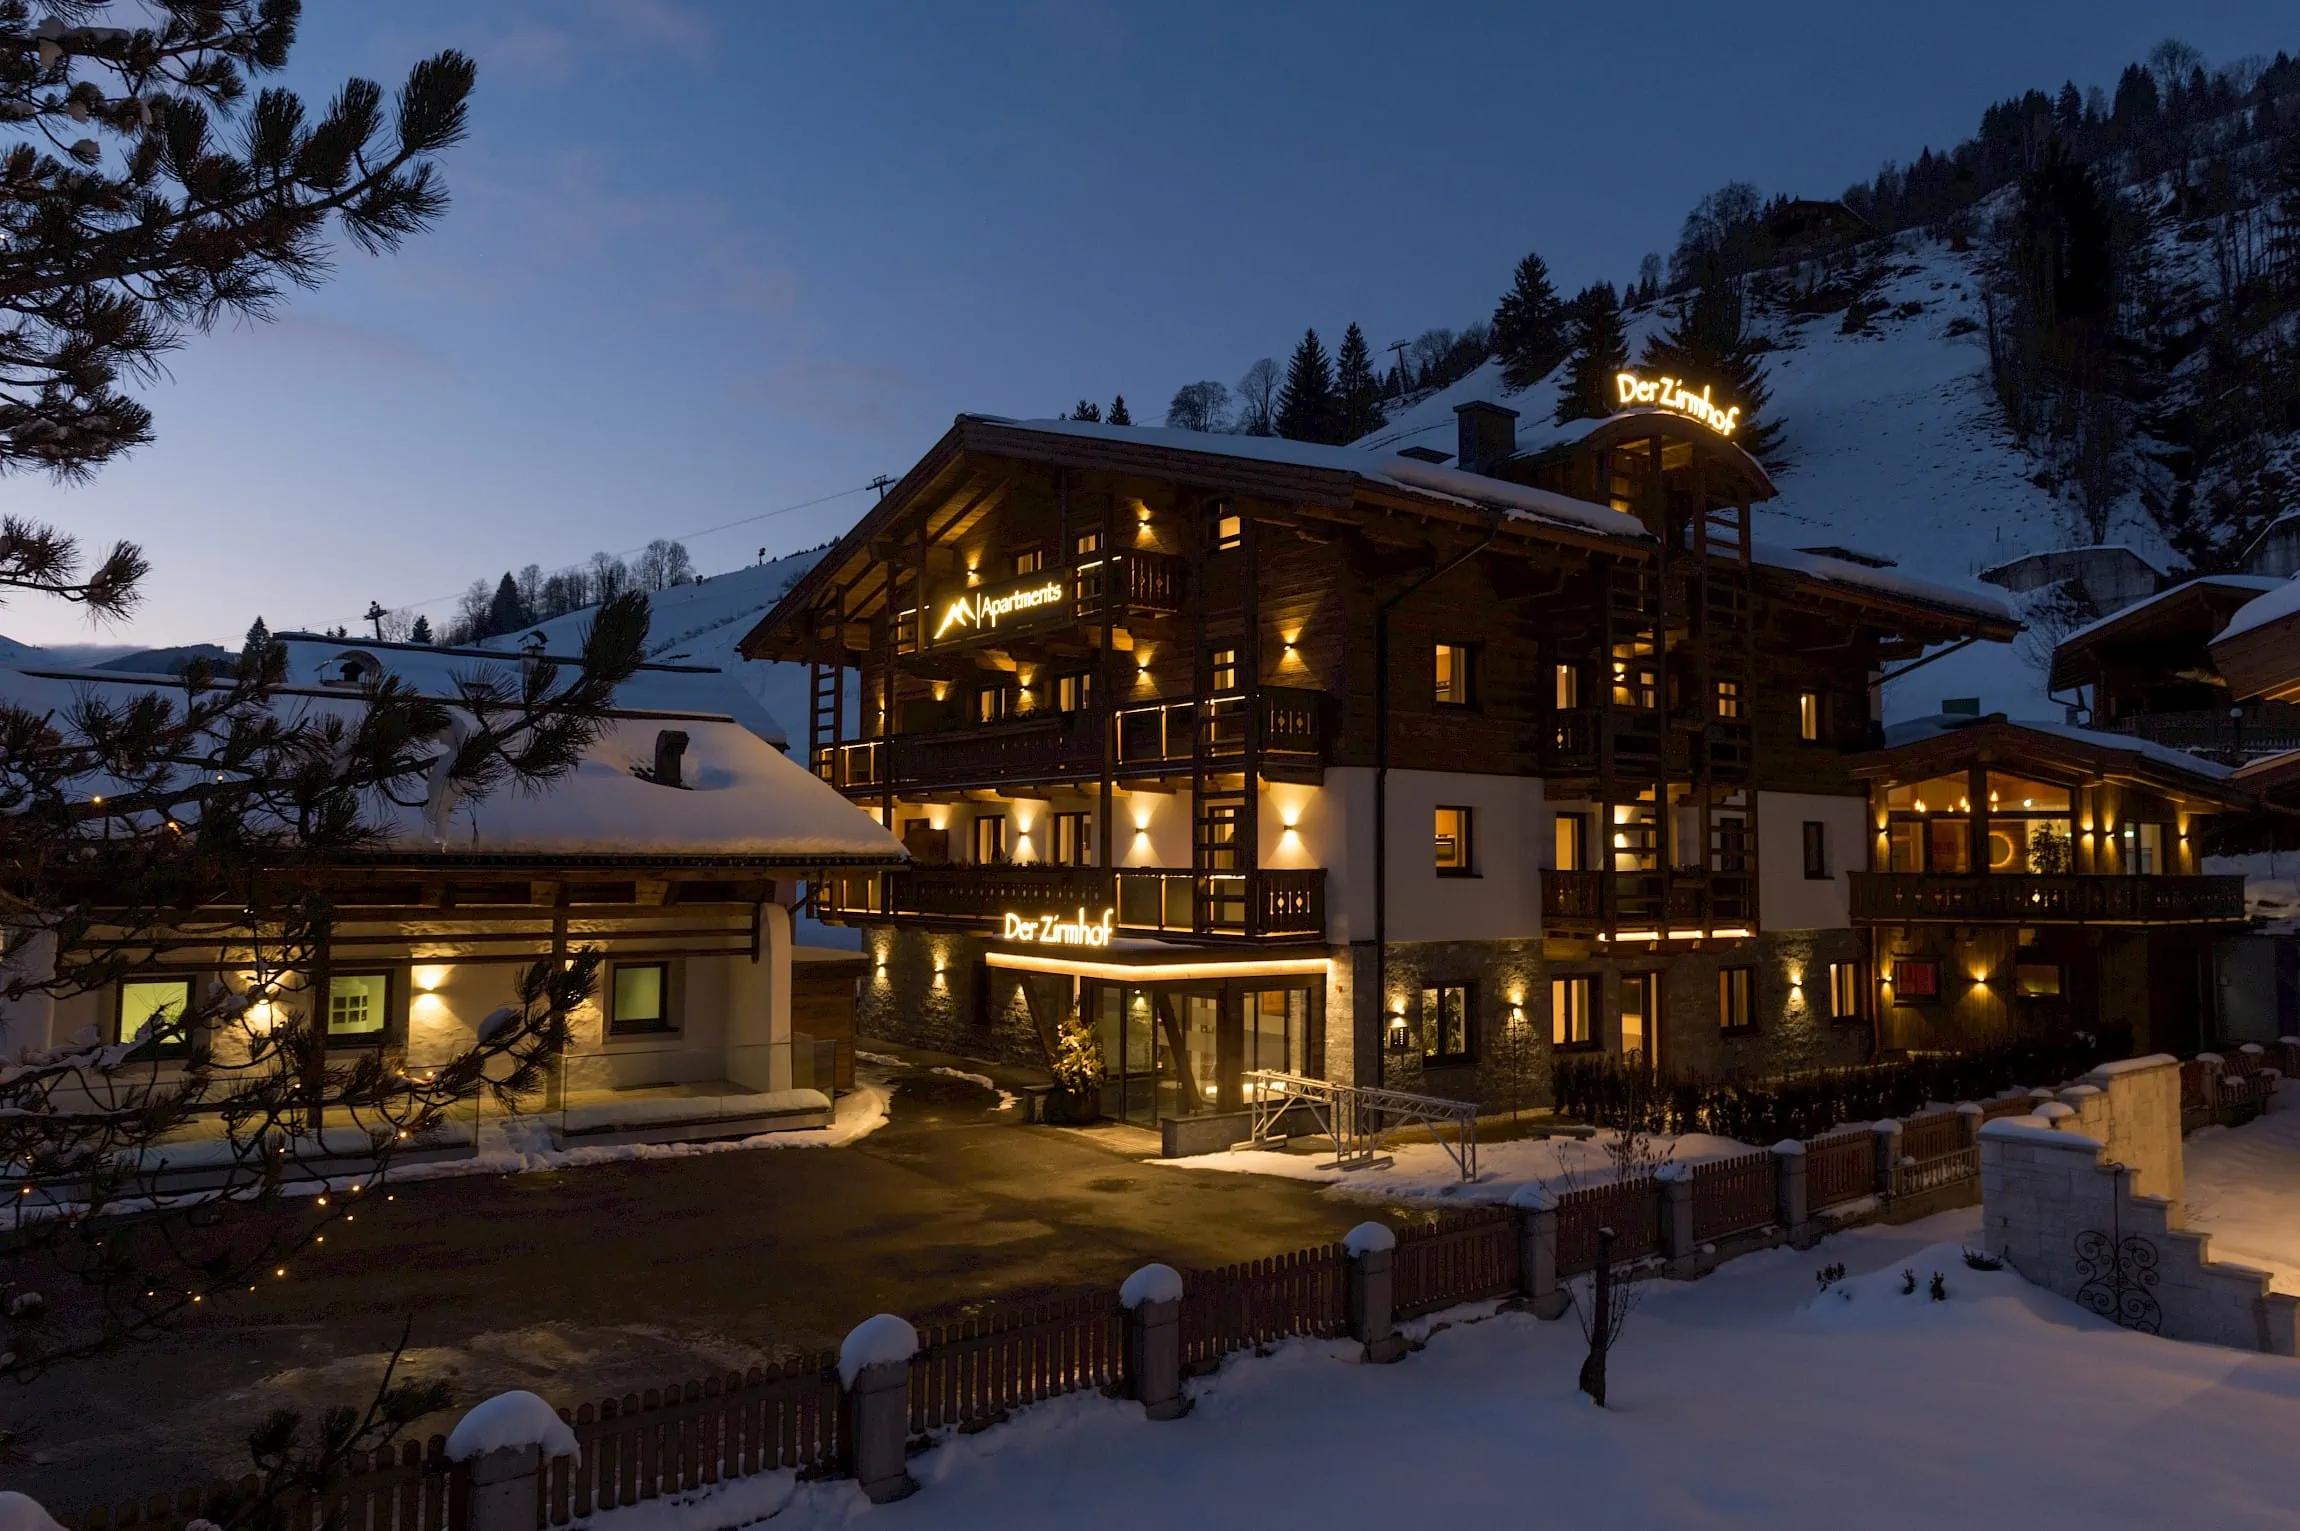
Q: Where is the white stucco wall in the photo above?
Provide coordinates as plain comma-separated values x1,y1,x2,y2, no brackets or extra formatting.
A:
1298,767,1545,944
1757,790,1869,932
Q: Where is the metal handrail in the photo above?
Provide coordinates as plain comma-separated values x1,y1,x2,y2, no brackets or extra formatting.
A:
1240,1070,1478,1181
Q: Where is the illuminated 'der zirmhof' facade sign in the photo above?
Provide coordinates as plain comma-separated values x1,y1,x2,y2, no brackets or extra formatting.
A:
1002,906,1115,946
933,571,1067,641
1614,371,1740,438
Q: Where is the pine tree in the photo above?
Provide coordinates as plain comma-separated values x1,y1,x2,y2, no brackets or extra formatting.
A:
486,571,528,637
1275,329,1341,443
1069,399,1102,422
409,614,435,645
1335,323,1386,441
1639,281,1783,463
1556,282,1630,425
1107,395,1132,426
1492,251,1569,390
242,616,271,661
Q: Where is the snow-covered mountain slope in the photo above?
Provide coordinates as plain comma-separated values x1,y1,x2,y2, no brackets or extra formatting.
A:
484,547,833,750
1356,234,2142,724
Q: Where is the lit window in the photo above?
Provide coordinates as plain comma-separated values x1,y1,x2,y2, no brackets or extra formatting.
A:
118,976,194,1053
1209,647,1239,692
975,683,1011,724
2016,963,2063,998
1420,984,1474,1063
1554,663,1581,710
1619,972,1657,1061
1073,529,1103,557
1435,806,1474,875
973,814,1009,864
1718,967,1755,1031
1057,671,1095,712
609,962,671,1036
1798,691,1820,742
1013,547,1046,575
1828,962,1861,1020
1053,811,1094,866
2122,823,2164,876
327,972,391,1043
1551,976,1593,1047
1553,811,1587,872
1891,959,1939,999
1802,821,1829,880
1434,643,1476,707
1211,504,1243,552
1715,679,1743,719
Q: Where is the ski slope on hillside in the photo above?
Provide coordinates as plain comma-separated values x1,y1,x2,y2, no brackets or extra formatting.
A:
1358,233,2143,723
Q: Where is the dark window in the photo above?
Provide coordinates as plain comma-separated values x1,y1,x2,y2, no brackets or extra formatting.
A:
1891,959,1940,1000
327,971,394,1046
1056,671,1095,712
117,975,196,1056
1718,967,1755,1031
1434,643,1476,707
1551,976,1594,1048
1420,984,1474,1064
568,882,637,904
608,962,673,1036
2016,962,2063,998
1053,811,1094,867
1802,821,1830,880
1435,806,1475,875
1828,961,1862,1021
973,814,1008,864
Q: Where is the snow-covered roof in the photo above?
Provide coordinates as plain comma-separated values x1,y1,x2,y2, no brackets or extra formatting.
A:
2054,574,2285,652
0,661,904,866
1873,713,2239,787
1977,543,2162,582
2212,573,2300,645
1748,543,2010,625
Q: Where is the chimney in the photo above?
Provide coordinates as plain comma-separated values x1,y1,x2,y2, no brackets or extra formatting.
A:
653,729,690,788
1453,401,1518,476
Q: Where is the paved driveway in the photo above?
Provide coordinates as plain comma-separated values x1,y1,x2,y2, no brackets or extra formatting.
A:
15,1057,1363,1508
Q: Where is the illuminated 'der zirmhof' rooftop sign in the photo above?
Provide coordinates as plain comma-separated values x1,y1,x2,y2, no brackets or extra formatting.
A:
934,573,1066,640
1002,906,1115,947
1614,371,1740,438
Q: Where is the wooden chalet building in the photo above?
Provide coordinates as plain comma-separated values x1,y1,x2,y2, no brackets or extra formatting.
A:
739,389,2014,1131
2050,574,2300,761
1845,716,2253,1056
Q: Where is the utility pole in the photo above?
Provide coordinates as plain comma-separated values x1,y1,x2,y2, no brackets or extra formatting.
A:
1387,339,1412,399
362,600,387,641
869,474,894,501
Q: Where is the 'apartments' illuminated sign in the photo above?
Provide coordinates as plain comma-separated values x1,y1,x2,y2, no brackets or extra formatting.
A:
934,574,1067,640
1002,906,1116,947
1614,371,1740,438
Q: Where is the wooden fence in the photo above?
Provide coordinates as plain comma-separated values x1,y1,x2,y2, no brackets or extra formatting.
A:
1806,1131,1872,1210
1555,1175,1661,1273
1691,1150,1776,1242
57,1439,454,1531
1179,1243,1349,1366
907,1294,1125,1434
1899,1110,1965,1161
1393,1208,1519,1317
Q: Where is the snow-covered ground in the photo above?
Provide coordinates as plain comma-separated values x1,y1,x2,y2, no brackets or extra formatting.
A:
580,1211,2300,1531
2183,1090,2300,1295
1148,1125,1758,1206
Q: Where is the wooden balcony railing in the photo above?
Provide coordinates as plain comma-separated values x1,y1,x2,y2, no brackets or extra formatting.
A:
815,865,1325,941
1849,873,2246,925
1540,869,1754,931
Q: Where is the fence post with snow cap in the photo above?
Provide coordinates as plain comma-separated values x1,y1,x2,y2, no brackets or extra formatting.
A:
840,1314,919,1504
1771,1141,1810,1246
1656,1163,1697,1276
1508,1184,1570,1319
1120,1263,1189,1420
1345,1222,1407,1363
447,1391,576,1531
1871,1119,1903,1197
0,1493,65,1531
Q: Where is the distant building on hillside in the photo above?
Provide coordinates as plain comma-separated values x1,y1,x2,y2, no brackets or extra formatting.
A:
1978,544,2161,619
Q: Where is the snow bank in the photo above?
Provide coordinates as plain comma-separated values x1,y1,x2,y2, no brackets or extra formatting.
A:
840,1314,919,1385
1119,1263,1184,1309
1343,1222,1395,1256
0,1494,64,1531
446,1390,579,1463
2182,1077,2300,1294
1506,1183,1558,1212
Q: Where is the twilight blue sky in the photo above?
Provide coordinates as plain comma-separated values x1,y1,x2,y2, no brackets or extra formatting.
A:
10,0,2296,648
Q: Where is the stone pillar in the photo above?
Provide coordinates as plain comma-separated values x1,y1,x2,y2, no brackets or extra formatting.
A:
1956,1100,1985,1146
1772,1140,1810,1247
1508,1186,1570,1319
839,1315,918,1505
1120,1263,1189,1420
1871,1119,1903,1197
463,1447,543,1531
1345,1222,1407,1363
1657,1164,1697,1277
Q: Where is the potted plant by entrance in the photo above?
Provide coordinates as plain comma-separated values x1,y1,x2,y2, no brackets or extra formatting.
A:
1047,1014,1105,1125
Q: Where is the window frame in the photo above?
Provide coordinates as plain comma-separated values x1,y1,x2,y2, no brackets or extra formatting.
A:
1717,965,1757,1033
1797,690,1821,743
1553,662,1582,711
1553,811,1588,873
1827,960,1863,1023
1550,975,1596,1050
1419,982,1476,1066
974,680,1013,724
1209,503,1243,553
1714,677,1743,720
1433,805,1476,877
972,813,1009,865
1055,670,1095,713
1052,809,1094,867
115,973,200,1058
1890,958,1941,1001
1801,820,1830,880
1012,546,1046,576
324,968,398,1049
1208,647,1239,693
606,960,676,1038
1433,642,1478,708
2015,961,2064,999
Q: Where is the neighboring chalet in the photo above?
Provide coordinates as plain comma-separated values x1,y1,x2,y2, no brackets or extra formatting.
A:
0,638,905,1158
1846,716,2252,1056
2049,575,2299,759
738,386,2013,1134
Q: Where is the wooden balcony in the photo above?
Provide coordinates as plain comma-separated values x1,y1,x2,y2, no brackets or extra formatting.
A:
1540,869,1754,933
815,686,1327,795
813,864,1325,942
1849,872,2246,926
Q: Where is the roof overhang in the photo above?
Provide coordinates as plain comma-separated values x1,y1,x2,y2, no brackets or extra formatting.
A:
1845,719,2252,809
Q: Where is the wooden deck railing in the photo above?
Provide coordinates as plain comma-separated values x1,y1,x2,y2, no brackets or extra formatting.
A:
1849,872,2245,925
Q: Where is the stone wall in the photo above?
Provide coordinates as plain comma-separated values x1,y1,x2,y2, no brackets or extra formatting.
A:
1980,1097,2296,1356
2046,1053,2184,1206
853,925,1046,1067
